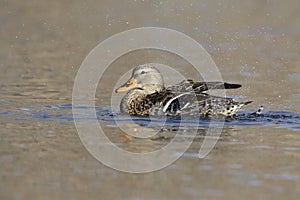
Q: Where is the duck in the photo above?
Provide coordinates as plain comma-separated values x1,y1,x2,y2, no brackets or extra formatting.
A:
115,64,252,118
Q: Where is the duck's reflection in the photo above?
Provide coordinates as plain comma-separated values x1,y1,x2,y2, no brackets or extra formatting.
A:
103,115,233,154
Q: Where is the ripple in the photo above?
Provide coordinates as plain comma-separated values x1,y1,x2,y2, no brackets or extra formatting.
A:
3,104,300,132
282,147,300,151
226,164,242,169
245,145,273,149
263,173,299,181
199,165,213,171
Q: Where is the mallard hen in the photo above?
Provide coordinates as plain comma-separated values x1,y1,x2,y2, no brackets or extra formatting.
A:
115,64,252,117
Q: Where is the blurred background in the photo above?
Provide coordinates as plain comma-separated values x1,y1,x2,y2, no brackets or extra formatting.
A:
1,0,300,199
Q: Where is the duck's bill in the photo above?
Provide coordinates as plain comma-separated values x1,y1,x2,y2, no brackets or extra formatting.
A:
115,77,138,93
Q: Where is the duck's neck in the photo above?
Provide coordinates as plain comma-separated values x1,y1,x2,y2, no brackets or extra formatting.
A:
141,84,164,94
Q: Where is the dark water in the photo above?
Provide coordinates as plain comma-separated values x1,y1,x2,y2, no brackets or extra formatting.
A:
18,104,300,131
3,103,298,133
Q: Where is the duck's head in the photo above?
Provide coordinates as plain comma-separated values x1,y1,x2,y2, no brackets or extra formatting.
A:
115,64,164,94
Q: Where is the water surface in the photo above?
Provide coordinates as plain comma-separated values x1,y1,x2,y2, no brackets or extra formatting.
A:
1,0,300,200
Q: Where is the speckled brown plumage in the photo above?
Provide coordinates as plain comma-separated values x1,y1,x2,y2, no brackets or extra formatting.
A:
115,64,252,117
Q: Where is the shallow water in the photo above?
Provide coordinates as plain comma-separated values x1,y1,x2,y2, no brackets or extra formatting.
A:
1,0,300,200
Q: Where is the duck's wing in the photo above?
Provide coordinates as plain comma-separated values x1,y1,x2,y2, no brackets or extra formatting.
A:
162,92,209,113
167,80,241,94
146,89,252,117
145,89,180,115
192,81,241,93
162,91,252,117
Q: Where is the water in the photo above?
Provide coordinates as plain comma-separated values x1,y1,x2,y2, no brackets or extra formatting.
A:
1,0,300,199
17,104,300,131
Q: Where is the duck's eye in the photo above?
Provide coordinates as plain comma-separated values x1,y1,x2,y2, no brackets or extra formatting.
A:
141,71,146,74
